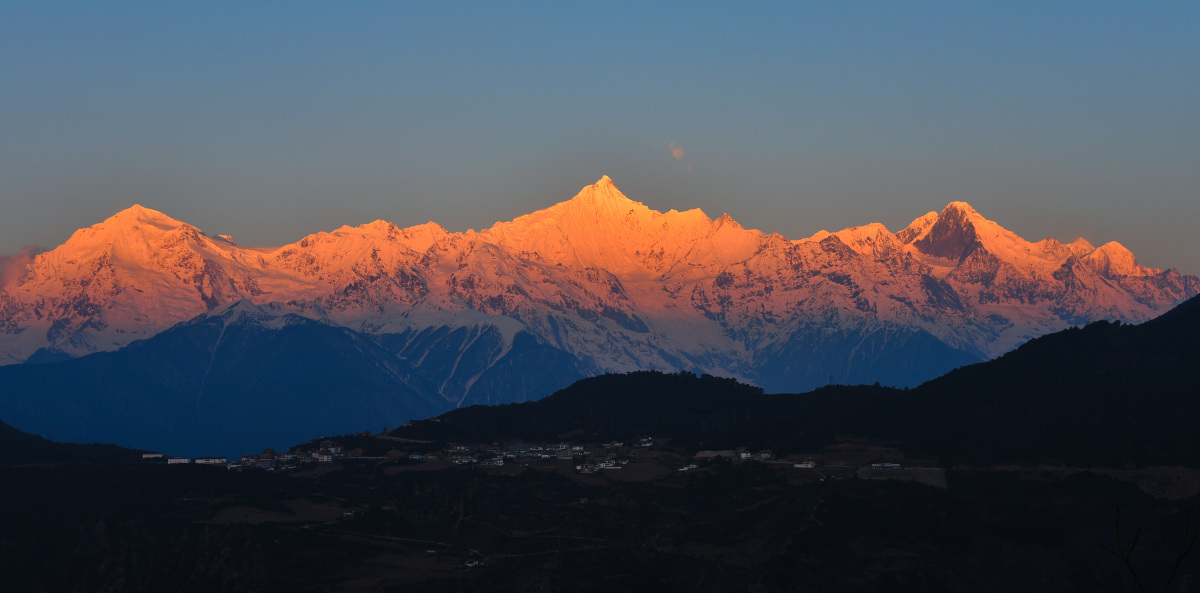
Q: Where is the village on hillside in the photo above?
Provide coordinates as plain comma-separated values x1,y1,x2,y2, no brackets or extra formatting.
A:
141,432,944,487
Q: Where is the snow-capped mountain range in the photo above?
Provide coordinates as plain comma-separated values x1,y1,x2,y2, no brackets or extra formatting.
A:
2,176,1196,401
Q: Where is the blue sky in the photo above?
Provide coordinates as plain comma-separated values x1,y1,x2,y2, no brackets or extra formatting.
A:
3,2,1198,273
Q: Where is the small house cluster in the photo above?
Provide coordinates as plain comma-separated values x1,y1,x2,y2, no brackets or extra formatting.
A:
576,458,629,473
693,447,774,462
438,440,632,472
142,441,350,471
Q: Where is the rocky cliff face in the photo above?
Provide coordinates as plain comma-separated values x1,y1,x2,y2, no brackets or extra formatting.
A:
2,176,1196,400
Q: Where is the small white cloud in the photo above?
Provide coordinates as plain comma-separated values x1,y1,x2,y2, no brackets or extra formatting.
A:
668,141,685,161
0,246,41,289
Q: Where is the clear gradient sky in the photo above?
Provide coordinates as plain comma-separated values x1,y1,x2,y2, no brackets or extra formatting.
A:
3,2,1198,273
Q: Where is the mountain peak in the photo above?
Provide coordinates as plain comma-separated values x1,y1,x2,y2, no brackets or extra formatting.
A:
714,213,741,229
103,204,183,228
914,202,1080,270
1083,241,1154,277
1067,237,1096,257
345,219,400,238
833,223,903,258
912,203,987,260
897,212,939,245
55,204,193,257
548,175,646,221
897,203,985,250
575,175,630,199
942,201,983,219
